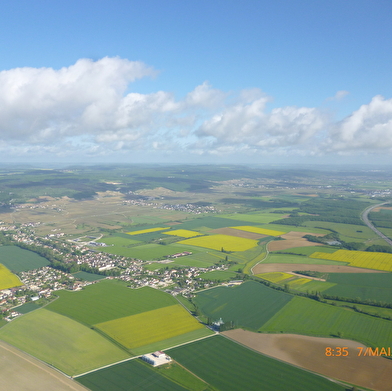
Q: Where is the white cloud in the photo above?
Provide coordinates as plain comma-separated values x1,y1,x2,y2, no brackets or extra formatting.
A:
0,57,391,162
327,90,349,101
325,95,392,152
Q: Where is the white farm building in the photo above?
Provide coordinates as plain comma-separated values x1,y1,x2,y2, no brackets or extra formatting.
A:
141,351,172,367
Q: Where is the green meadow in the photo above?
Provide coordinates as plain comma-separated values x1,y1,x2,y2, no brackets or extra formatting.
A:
0,309,129,376
46,279,177,325
194,281,292,329
77,359,188,391
0,245,50,272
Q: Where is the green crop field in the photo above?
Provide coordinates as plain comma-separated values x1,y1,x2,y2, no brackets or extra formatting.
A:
232,226,286,236
77,359,188,391
0,246,50,272
323,273,392,303
95,304,205,350
73,271,106,281
179,234,258,252
0,264,22,290
0,309,129,376
273,246,337,256
127,227,170,235
198,270,238,281
260,296,392,348
174,216,259,230
264,253,346,265
219,212,289,224
194,281,292,329
97,236,141,246
46,279,177,325
163,229,202,238
303,221,379,242
99,243,197,260
13,302,40,314
167,336,345,391
289,280,336,293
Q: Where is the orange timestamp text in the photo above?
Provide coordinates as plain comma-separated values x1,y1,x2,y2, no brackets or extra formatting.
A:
325,347,392,357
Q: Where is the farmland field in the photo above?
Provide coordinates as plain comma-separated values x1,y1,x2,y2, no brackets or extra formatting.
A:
260,296,392,348
46,279,177,325
232,226,285,236
256,272,294,284
102,243,197,260
224,330,392,391
273,245,337,255
173,216,260,230
0,340,88,391
0,245,50,272
219,212,289,224
0,309,129,376
262,253,346,265
95,304,205,350
97,236,141,246
163,229,202,238
194,281,292,329
127,227,170,235
198,270,238,281
72,271,106,281
311,249,392,271
167,335,345,391
0,264,22,290
178,234,258,252
77,359,188,391
323,273,392,303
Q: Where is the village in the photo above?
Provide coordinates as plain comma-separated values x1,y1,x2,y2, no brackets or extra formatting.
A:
0,221,234,321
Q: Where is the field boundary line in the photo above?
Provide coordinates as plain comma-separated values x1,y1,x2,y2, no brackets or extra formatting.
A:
74,332,216,378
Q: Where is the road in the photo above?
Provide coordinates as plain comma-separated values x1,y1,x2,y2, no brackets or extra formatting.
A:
361,202,392,246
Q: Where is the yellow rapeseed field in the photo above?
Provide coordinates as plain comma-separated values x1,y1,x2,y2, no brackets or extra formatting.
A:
0,264,23,290
256,272,294,284
287,278,312,288
127,227,169,235
310,250,392,272
95,304,204,349
163,229,202,238
231,226,285,236
178,234,258,252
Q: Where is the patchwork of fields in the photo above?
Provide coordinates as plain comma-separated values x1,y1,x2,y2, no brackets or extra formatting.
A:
167,336,345,391
311,249,392,271
178,234,258,252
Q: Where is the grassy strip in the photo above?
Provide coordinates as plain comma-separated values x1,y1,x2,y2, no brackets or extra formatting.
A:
260,296,392,348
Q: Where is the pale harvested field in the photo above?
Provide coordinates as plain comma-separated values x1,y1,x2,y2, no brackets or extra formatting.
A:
223,329,392,391
210,227,266,240
268,231,324,251
373,206,392,212
1,192,189,236
0,341,88,391
253,263,384,274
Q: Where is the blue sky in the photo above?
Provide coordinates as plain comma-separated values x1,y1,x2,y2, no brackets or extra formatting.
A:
0,0,391,164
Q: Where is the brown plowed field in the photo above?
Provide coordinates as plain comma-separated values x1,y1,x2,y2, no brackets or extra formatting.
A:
210,227,266,240
223,330,392,391
253,263,384,274
0,341,88,391
268,231,324,251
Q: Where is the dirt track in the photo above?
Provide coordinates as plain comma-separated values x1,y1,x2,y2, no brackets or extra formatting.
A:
253,263,385,274
223,330,392,391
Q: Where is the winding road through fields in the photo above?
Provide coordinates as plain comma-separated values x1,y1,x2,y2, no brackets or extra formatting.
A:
361,202,392,246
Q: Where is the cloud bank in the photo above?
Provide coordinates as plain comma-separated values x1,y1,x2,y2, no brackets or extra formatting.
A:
0,57,391,161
